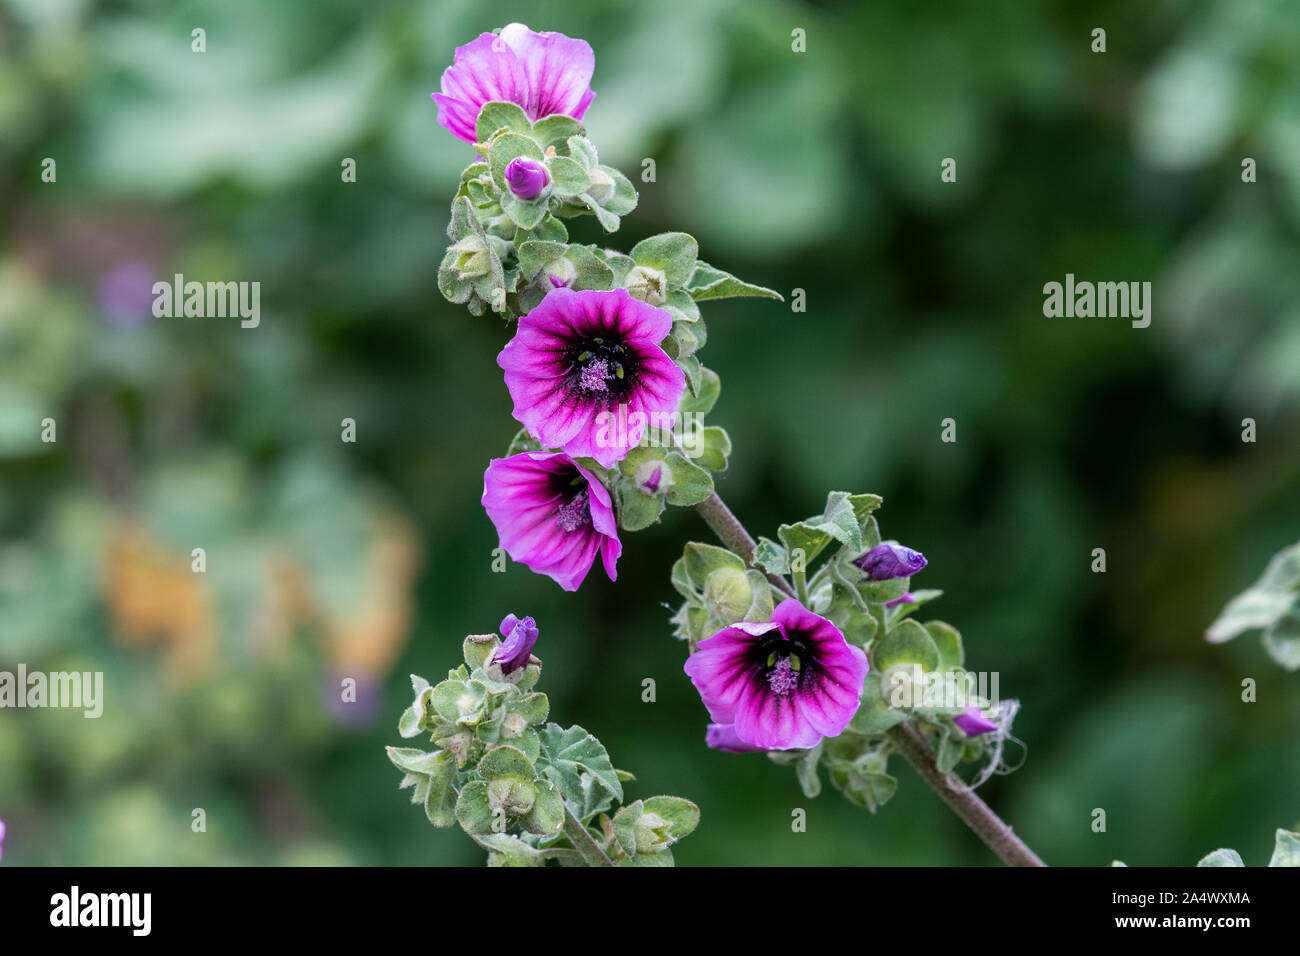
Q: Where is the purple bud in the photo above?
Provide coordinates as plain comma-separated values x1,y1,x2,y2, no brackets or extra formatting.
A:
954,706,997,737
494,613,539,673
505,157,549,200
852,540,927,581
884,592,915,609
0,817,6,862
641,465,662,493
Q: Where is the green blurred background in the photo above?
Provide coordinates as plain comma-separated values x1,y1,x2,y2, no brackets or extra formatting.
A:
1,0,1298,866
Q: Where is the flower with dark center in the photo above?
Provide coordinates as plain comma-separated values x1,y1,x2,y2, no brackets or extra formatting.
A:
481,451,620,591
505,157,549,200
497,288,685,468
684,599,869,751
432,23,595,145
853,540,927,581
494,613,539,673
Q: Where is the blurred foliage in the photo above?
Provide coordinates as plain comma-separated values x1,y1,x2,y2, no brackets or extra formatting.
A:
0,0,1298,866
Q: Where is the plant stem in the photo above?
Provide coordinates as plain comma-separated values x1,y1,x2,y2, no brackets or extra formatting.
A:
694,493,797,599
563,807,615,867
694,490,1046,867
887,723,1045,867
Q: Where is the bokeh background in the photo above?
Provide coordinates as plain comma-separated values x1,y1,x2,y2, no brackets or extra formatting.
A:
2,0,1298,866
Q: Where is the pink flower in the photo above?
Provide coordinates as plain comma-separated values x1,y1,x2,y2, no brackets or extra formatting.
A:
684,599,870,751
481,451,621,591
497,288,685,468
432,23,595,145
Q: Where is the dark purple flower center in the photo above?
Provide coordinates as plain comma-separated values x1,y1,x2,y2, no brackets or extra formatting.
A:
568,335,636,401
752,631,815,697
549,470,592,533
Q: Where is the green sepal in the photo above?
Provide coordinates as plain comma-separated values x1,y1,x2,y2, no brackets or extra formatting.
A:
696,425,731,471
531,114,586,151
1196,848,1246,867
848,673,907,734
615,478,667,531
642,795,700,841
454,780,497,834
521,779,566,836
686,259,783,302
548,155,593,197
463,633,498,669
677,366,720,417
925,621,964,671
630,232,699,288
682,542,746,589
874,619,942,673
1270,829,1300,866
665,453,713,506
474,101,532,144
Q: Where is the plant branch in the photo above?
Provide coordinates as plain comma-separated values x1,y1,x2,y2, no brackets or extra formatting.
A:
563,807,615,867
887,723,1045,867
694,493,797,599
694,489,1046,867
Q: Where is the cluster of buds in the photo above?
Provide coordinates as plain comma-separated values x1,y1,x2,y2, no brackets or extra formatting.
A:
389,615,699,866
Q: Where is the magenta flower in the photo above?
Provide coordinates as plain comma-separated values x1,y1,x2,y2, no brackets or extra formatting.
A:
432,23,595,145
684,599,870,751
853,540,927,581
955,706,998,737
482,451,621,591
0,818,6,862
498,288,685,468
495,613,540,673
505,157,549,200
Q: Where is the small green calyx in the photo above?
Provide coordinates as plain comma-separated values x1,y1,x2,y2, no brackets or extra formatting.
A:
625,264,668,306
586,166,616,203
703,566,753,625
449,235,492,279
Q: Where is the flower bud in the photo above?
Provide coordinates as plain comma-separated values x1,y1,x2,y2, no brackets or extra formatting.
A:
493,613,539,674
852,540,927,581
634,460,673,496
632,811,673,853
543,256,578,289
448,235,492,279
625,265,667,306
954,705,997,737
488,776,536,817
586,166,615,203
703,567,752,625
505,157,549,200
502,712,528,738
